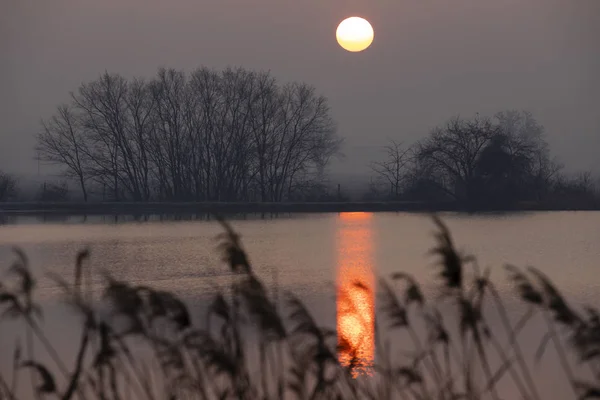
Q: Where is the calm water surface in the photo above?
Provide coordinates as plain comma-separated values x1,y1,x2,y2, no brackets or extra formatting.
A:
0,211,598,302
0,211,599,399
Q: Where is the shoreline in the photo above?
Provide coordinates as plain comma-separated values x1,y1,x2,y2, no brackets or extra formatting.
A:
0,201,598,217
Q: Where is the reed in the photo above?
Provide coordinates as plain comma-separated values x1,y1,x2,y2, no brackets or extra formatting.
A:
0,215,598,399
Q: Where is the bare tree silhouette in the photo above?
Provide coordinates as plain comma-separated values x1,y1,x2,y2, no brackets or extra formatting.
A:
37,105,89,201
37,67,341,202
369,139,412,199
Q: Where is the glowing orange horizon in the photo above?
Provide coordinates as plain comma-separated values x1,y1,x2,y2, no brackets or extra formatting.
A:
336,212,375,376
338,211,372,221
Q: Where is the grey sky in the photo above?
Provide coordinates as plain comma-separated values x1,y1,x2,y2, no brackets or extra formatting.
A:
2,0,599,181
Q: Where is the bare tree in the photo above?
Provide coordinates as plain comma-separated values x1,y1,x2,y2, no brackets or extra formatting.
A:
0,171,17,201
411,110,562,206
207,67,256,201
121,77,155,201
370,139,412,199
186,67,221,200
72,72,129,200
37,66,341,202
37,105,89,201
246,70,282,201
416,114,499,201
264,82,339,201
494,110,562,201
147,68,190,200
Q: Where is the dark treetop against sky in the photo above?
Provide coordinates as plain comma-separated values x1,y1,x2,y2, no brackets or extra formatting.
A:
2,0,599,179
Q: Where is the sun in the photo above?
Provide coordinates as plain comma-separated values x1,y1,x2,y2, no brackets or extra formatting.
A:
336,17,374,52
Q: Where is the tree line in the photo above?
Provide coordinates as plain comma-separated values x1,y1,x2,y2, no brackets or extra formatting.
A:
0,66,597,208
34,67,341,202
368,111,598,209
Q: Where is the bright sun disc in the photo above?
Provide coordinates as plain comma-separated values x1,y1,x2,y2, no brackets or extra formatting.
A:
336,17,374,52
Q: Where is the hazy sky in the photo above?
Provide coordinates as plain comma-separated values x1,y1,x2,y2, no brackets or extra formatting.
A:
2,0,599,181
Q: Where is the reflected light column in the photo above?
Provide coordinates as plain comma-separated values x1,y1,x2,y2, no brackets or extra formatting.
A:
336,212,375,376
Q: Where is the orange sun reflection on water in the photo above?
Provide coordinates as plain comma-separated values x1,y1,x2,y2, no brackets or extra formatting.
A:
336,212,375,376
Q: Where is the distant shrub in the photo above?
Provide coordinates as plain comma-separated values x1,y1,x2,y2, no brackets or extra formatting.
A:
0,171,18,202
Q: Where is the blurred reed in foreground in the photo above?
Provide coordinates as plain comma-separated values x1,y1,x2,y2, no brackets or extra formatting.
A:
1,215,599,400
